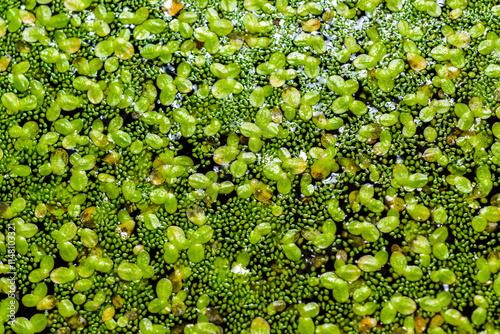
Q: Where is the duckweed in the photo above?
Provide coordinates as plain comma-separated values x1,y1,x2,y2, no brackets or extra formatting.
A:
2,0,500,333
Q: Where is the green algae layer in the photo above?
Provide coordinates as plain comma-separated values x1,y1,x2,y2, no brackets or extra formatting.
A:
2,0,500,333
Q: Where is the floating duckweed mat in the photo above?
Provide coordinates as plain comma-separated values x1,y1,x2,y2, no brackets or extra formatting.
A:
2,0,500,333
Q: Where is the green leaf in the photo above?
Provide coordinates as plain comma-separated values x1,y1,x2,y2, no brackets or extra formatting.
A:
187,243,205,263
390,252,407,275
12,317,35,334
240,122,262,138
212,78,236,99
188,173,212,189
410,235,431,254
50,267,76,284
250,317,270,334
358,255,380,272
391,295,416,315
380,302,397,324
377,216,399,233
117,262,143,281
336,264,361,282
297,317,315,334
283,243,301,262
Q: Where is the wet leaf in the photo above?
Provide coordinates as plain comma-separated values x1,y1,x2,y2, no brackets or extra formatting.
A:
336,264,361,282
117,261,142,281
410,235,431,254
50,267,76,284
407,53,426,71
